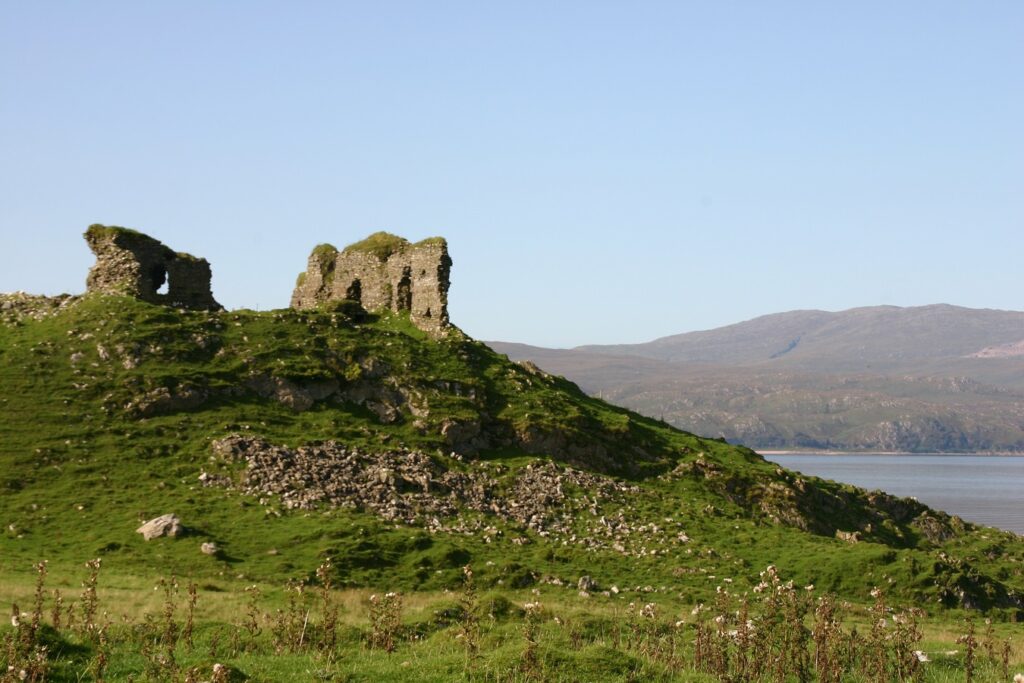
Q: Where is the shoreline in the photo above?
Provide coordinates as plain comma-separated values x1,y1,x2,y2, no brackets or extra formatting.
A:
759,450,1024,457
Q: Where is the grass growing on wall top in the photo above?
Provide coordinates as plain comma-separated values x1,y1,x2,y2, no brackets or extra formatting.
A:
343,232,411,261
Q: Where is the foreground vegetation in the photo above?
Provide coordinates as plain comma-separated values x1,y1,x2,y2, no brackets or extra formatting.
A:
1,293,1023,680
2,559,1021,682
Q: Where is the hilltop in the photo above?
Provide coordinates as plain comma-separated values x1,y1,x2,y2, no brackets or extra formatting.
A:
491,305,1024,452
1,229,1023,680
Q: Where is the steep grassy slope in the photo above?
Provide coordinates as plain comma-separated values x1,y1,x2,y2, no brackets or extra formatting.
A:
491,305,1024,451
0,292,1022,613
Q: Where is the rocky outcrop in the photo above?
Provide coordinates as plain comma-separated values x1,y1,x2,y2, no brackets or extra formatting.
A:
84,225,221,311
126,384,208,417
671,453,967,548
291,232,451,333
440,418,486,452
243,375,327,413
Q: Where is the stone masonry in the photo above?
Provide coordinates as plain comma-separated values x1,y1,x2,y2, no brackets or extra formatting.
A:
291,232,451,333
84,225,222,311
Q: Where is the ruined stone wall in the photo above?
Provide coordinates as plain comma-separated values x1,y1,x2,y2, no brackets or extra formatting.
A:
289,245,338,309
405,240,451,330
291,232,451,333
84,225,222,311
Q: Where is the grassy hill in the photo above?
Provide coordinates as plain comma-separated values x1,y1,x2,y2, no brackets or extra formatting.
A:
1,293,1023,681
491,305,1024,452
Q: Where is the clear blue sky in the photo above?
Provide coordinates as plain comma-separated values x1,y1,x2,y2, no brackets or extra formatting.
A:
2,2,1021,347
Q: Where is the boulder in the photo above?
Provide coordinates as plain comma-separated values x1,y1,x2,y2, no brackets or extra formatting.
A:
136,514,183,540
835,529,861,544
201,542,220,555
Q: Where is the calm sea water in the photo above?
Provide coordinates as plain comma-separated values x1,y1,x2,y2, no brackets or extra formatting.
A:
764,454,1024,536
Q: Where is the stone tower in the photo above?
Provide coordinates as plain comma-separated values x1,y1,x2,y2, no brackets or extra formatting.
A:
291,232,451,333
84,225,222,311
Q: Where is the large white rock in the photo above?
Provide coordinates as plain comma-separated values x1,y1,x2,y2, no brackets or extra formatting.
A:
136,514,183,541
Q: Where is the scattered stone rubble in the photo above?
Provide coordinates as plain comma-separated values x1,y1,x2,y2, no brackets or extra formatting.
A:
0,293,80,324
206,435,688,557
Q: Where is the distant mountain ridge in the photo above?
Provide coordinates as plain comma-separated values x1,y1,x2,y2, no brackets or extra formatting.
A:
577,304,1024,368
490,304,1024,452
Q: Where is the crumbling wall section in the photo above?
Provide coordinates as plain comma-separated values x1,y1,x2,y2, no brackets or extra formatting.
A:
84,224,222,310
407,240,451,330
291,232,451,333
332,249,396,313
290,244,338,309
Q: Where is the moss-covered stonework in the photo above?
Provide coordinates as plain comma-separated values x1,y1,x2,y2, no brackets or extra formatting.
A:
84,225,222,311
291,232,451,333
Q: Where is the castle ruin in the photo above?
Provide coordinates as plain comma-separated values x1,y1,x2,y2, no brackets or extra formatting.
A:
84,225,222,311
291,232,451,333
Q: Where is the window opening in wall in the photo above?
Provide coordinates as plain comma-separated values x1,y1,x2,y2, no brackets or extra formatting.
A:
151,265,169,295
396,267,412,311
345,279,362,305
